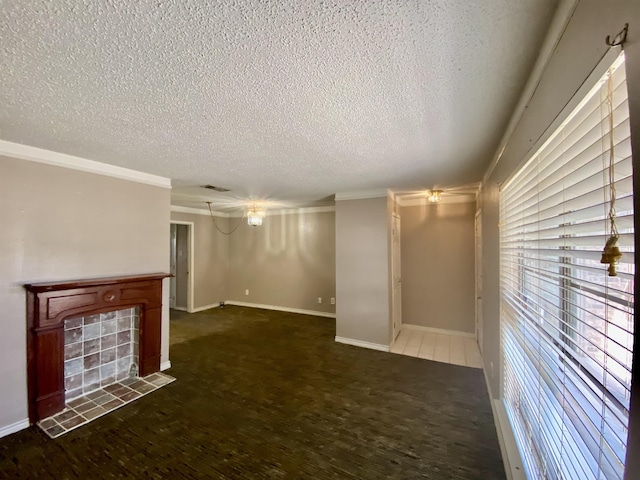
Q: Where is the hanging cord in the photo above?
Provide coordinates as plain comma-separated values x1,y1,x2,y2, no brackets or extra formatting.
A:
606,71,618,240
207,202,245,236
600,67,622,276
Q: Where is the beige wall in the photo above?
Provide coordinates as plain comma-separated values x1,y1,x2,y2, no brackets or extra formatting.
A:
335,196,391,347
227,210,336,314
0,156,170,433
480,0,640,416
170,211,229,310
400,201,476,334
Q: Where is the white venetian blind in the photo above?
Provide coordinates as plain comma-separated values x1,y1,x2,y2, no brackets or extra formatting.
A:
500,52,634,480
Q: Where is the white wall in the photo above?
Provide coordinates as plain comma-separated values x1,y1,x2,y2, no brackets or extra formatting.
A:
335,196,391,348
0,155,170,436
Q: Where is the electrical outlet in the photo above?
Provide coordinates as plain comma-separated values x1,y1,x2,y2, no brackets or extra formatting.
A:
317,297,322,304
245,289,249,296
330,297,335,305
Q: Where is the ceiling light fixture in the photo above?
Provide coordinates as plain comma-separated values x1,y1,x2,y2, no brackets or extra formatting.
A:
428,190,443,203
246,205,266,226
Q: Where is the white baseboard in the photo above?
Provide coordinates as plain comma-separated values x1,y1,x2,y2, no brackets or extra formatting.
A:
402,323,475,339
160,361,172,371
191,303,220,313
482,364,526,480
171,306,188,312
0,418,30,439
225,301,336,319
334,336,390,352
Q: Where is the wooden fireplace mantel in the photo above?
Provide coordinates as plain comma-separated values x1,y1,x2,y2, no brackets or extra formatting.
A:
25,273,171,423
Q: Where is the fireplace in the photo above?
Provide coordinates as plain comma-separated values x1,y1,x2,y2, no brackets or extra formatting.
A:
63,306,141,402
25,273,170,423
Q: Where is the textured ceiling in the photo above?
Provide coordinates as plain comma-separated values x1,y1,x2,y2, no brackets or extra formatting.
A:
1,0,557,209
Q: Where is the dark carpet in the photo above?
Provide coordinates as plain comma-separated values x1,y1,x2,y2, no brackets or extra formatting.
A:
0,306,505,479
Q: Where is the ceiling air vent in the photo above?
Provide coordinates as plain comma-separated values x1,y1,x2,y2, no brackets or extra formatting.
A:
202,185,230,192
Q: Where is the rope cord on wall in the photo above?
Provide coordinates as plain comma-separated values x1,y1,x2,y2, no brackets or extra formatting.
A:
207,202,245,236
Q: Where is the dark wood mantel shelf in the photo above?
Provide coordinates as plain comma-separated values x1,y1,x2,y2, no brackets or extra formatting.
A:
26,273,171,423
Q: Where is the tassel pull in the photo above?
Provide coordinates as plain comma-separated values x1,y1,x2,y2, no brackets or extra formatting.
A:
600,235,622,276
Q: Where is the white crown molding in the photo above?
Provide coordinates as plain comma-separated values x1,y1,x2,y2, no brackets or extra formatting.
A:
171,205,333,218
482,0,579,184
402,324,476,338
170,205,229,217
334,336,390,352
267,205,335,216
227,205,335,217
335,189,389,201
0,418,30,439
398,195,476,207
225,301,336,318
0,140,172,189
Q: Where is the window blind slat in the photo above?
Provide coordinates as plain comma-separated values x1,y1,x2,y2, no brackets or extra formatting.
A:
500,52,632,480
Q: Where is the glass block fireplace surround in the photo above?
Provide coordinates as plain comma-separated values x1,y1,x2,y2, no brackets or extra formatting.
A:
63,307,140,402
25,273,170,424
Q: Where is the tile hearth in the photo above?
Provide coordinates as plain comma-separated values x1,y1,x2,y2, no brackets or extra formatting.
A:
37,372,175,439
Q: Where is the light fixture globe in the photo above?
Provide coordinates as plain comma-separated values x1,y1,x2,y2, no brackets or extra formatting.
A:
246,205,266,226
428,190,443,203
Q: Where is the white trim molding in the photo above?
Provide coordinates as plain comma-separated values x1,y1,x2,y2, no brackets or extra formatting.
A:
482,0,579,183
335,189,389,201
225,301,336,318
483,367,526,480
227,205,335,218
398,195,476,207
171,205,229,217
172,204,335,218
0,418,30,439
0,140,171,189
265,206,335,216
402,324,476,339
169,221,195,312
334,336,390,352
160,361,172,371
191,303,221,313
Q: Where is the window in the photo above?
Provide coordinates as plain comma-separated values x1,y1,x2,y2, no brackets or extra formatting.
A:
500,52,633,479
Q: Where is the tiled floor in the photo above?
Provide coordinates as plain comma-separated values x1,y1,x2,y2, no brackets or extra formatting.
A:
37,372,175,439
390,327,483,369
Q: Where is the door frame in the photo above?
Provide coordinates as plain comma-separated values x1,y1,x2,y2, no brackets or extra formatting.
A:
474,209,483,354
391,213,402,342
170,221,194,313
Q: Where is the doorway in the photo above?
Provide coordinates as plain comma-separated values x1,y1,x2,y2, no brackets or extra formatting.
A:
391,213,402,341
170,222,194,312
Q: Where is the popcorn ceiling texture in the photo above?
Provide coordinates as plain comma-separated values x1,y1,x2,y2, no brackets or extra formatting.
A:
0,0,557,207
